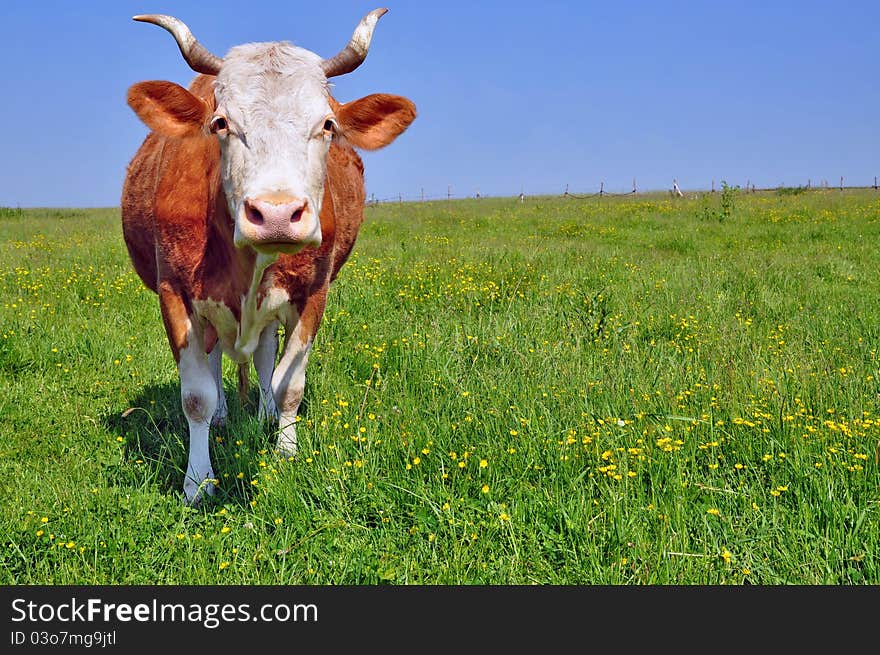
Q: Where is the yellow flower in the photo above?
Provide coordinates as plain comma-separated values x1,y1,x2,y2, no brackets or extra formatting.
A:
721,550,732,564
499,512,510,522
479,459,488,469
220,526,231,534
219,561,230,570
481,484,490,493
274,517,283,525
707,508,720,516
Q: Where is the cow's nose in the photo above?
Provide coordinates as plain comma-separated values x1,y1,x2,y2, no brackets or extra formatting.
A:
244,196,308,226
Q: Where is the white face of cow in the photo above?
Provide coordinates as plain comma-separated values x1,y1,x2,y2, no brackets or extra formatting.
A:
213,43,332,255
128,10,416,262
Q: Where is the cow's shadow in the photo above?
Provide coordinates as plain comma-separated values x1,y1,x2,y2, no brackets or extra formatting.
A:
103,381,301,508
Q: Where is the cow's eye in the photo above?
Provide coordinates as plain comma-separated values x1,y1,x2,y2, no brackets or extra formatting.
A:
322,119,337,136
210,115,229,134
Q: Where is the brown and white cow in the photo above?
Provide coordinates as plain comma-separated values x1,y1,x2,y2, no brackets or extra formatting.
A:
121,9,415,503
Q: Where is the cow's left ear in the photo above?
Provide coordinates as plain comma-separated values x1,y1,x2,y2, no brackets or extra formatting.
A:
128,81,213,138
333,94,416,150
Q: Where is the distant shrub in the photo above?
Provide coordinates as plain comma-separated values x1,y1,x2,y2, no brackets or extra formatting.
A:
0,206,22,218
696,181,738,222
719,181,739,222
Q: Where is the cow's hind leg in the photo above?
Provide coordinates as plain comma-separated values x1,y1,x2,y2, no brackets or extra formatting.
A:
254,320,280,422
209,344,228,427
179,336,218,505
271,329,312,457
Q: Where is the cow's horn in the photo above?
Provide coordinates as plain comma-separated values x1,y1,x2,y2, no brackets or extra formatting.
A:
133,14,223,75
321,8,388,78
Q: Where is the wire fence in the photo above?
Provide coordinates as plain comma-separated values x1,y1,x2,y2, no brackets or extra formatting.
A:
366,176,880,206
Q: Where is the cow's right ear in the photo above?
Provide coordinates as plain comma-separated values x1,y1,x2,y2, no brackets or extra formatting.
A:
127,81,212,138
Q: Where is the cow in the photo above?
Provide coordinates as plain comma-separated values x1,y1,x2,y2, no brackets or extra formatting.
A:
121,8,416,504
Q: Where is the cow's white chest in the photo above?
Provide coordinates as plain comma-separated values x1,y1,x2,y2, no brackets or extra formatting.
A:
193,279,292,363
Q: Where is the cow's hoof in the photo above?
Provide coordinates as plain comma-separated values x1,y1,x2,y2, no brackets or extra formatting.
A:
276,432,298,459
183,471,217,506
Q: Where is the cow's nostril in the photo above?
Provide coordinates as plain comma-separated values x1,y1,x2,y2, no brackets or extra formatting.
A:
290,208,303,223
245,202,264,225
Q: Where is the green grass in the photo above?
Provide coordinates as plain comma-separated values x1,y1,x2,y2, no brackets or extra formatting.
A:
1,191,879,584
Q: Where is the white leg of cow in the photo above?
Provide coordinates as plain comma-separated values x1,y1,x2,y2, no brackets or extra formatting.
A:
271,326,312,456
254,321,280,422
209,344,228,427
179,339,218,505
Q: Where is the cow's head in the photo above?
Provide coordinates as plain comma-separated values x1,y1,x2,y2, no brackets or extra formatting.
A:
127,9,415,255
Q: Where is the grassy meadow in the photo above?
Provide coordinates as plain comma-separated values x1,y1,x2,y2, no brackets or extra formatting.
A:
1,189,879,584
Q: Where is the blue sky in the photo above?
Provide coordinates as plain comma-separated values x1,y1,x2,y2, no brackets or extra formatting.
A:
1,0,878,206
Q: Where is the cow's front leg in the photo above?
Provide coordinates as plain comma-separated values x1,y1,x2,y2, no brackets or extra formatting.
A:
271,324,313,457
209,344,228,427
179,336,218,504
254,320,279,422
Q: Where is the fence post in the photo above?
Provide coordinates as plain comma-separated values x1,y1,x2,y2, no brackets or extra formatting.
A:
447,185,452,203
840,176,844,191
599,181,604,196
874,176,878,190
